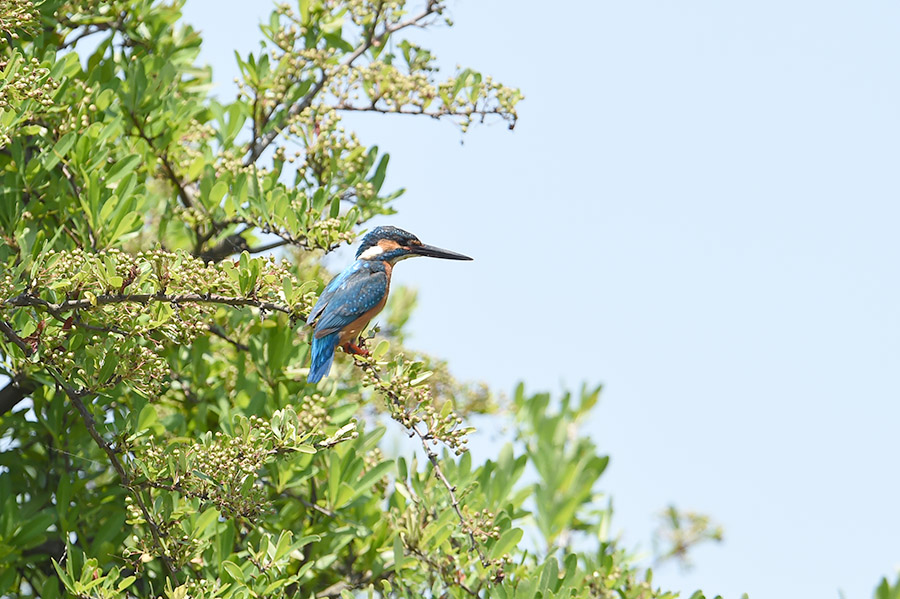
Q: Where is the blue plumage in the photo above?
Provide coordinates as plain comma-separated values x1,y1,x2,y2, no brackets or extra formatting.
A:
307,332,340,384
306,226,473,383
306,261,388,382
310,262,388,337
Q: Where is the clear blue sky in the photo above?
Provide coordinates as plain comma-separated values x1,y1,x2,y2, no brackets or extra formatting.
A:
182,1,900,597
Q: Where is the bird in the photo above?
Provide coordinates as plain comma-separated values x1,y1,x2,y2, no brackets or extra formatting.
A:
305,226,473,383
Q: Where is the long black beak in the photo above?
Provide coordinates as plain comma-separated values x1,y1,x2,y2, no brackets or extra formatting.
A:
412,243,473,261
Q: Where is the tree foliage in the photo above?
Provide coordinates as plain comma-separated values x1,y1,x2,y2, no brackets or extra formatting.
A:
0,0,784,598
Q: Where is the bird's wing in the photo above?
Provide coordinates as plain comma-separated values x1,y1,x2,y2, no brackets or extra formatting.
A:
308,262,388,338
306,265,352,326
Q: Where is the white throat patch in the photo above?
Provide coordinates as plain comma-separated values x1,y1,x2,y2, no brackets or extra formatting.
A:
358,245,384,260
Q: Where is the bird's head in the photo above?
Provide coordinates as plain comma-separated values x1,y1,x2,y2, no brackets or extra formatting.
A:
355,226,473,264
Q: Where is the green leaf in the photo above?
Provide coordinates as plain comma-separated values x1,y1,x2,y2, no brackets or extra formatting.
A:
209,181,228,207
43,132,76,170
370,154,389,193
329,194,341,218
96,353,118,386
52,559,73,590
192,507,219,536
327,455,341,506
272,530,293,561
117,576,136,591
372,339,390,359
298,0,309,23
352,460,393,497
410,371,433,386
334,481,356,507
392,536,404,572
14,511,55,547
222,560,244,582
490,527,523,560
539,557,559,593
104,155,141,186
282,276,294,303
421,508,456,548
107,211,141,244
296,534,321,547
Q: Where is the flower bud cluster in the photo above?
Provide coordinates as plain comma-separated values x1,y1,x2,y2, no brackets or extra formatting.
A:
294,392,330,431
135,410,315,519
51,79,104,135
3,248,305,395
461,506,502,545
328,56,521,132
0,0,38,42
355,353,471,456
390,493,505,589
0,50,56,145
363,447,388,492
0,55,54,109
230,211,355,255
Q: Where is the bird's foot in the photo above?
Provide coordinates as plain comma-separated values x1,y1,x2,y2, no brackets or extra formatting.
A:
342,342,370,357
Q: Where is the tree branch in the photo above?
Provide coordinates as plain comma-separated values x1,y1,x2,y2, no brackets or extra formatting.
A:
247,239,290,254
407,545,478,597
197,216,342,257
243,0,442,166
334,101,516,127
198,233,251,263
341,0,386,66
410,420,488,567
243,74,327,166
0,319,33,356
5,292,293,317
0,374,38,417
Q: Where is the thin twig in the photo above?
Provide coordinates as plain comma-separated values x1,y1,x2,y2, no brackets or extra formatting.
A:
408,546,478,597
243,73,326,165
342,0,386,65
208,325,249,351
59,23,112,49
353,358,489,567
45,367,179,581
126,111,194,208
411,421,488,567
244,0,441,165
200,216,341,255
60,163,97,249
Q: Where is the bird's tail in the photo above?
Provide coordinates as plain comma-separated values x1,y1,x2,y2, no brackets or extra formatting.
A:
307,332,340,383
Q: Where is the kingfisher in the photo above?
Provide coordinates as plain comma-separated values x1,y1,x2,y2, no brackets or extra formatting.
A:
306,226,472,383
